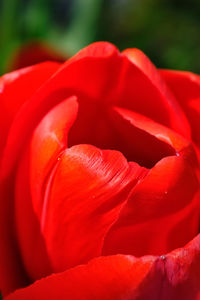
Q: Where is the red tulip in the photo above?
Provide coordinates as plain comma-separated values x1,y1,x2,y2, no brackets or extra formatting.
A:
0,42,200,299
7,41,66,72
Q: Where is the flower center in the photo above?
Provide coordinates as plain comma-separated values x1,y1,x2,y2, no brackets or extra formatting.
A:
68,98,175,168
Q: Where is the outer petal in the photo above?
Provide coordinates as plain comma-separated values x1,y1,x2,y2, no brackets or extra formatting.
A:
0,62,60,159
160,69,200,146
0,63,65,293
14,96,78,282
122,48,191,138
5,235,200,300
159,70,200,104
0,95,76,295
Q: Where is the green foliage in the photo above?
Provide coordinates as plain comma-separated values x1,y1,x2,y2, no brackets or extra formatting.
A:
0,0,199,75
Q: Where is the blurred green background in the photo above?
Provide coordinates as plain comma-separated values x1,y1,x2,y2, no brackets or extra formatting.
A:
0,0,200,75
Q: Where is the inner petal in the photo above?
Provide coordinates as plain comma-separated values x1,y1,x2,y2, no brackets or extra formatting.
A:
68,99,176,168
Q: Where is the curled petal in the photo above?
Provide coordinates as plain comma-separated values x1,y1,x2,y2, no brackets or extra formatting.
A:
102,155,200,257
103,107,200,257
30,95,78,217
41,144,148,272
109,106,196,167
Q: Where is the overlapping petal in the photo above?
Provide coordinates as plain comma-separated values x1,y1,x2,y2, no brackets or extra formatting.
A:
103,107,200,257
1,42,192,178
0,42,200,299
160,69,200,147
5,235,200,300
14,96,78,282
35,144,148,272
121,48,191,138
0,62,60,159
0,62,61,295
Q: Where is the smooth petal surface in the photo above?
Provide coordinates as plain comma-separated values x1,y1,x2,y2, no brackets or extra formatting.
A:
14,96,78,282
5,235,200,300
0,178,30,296
160,69,200,146
0,63,61,294
0,89,75,294
30,96,78,217
0,62,60,159
41,144,148,272
122,48,191,138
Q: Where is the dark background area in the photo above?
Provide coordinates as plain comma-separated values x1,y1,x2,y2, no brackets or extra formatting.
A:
0,0,200,74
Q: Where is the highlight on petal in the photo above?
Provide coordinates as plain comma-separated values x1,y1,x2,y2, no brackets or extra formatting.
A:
122,48,191,138
14,96,78,281
5,235,200,300
30,95,78,217
40,144,148,272
103,155,200,257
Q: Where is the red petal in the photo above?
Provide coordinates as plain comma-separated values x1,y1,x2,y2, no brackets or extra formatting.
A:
160,69,200,104
4,255,157,300
0,62,60,159
41,144,148,272
14,96,78,282
30,96,78,217
160,69,200,146
109,106,196,168
1,42,192,178
5,235,200,300
0,42,121,178
122,48,191,138
103,107,199,257
103,155,199,257
0,63,61,295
